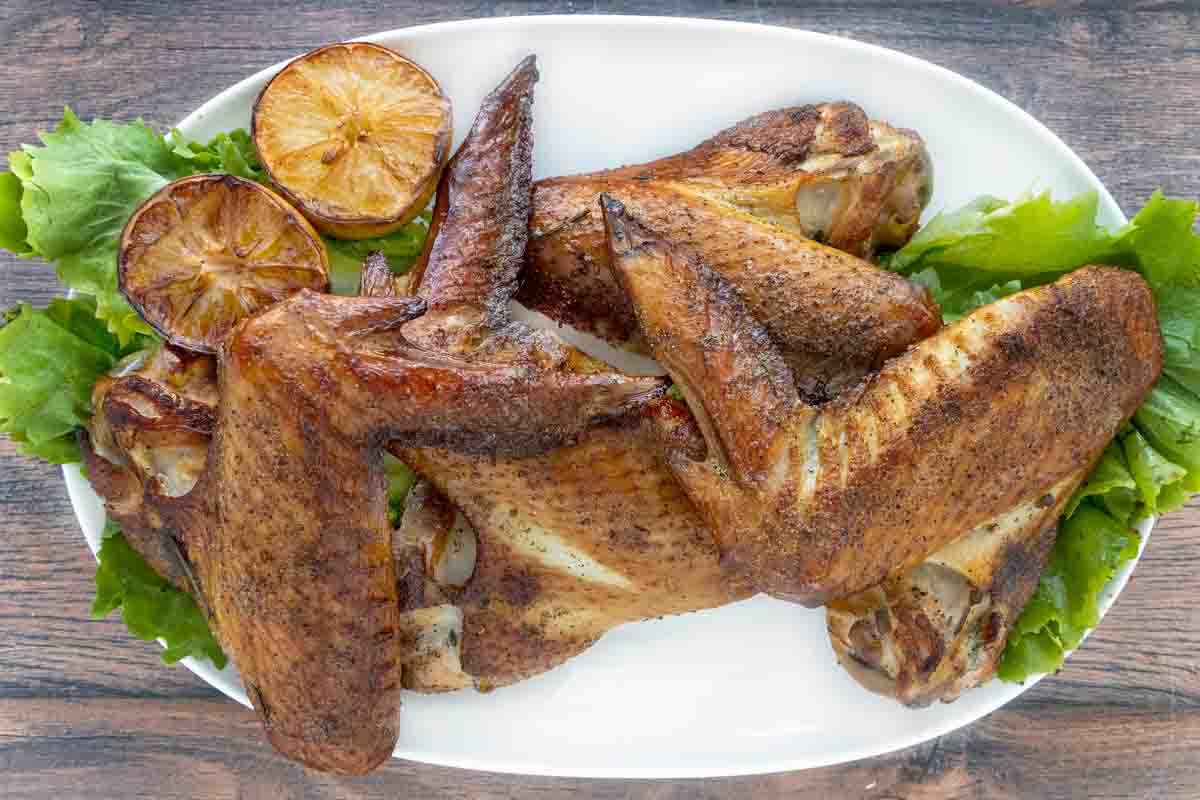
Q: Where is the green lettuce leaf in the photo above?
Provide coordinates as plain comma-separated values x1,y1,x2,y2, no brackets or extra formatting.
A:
1132,377,1200,488
886,189,1200,683
1100,486,1140,527
909,269,1023,323
324,214,430,295
1155,286,1200,395
0,171,30,254
887,191,1119,276
1054,504,1141,636
1063,442,1136,518
1108,193,1200,287
12,109,180,258
997,503,1140,681
385,452,418,527
92,521,226,667
996,627,1064,682
167,128,265,182
881,195,1006,270
7,109,186,343
1123,429,1188,514
0,297,149,462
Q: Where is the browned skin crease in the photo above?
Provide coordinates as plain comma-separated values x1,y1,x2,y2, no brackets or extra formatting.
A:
81,346,218,599
392,480,460,611
78,429,202,600
601,195,1163,607
517,103,938,400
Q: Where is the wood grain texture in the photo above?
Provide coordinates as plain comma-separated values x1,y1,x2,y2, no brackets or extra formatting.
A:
1,1,1198,797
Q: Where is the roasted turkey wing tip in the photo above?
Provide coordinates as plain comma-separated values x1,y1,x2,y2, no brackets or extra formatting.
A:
497,54,539,87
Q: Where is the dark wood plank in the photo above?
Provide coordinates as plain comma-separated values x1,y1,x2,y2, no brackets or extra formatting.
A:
1,1,1198,797
1,697,1198,799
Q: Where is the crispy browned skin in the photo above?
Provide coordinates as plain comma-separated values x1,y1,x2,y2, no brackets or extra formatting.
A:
376,56,743,688
603,196,1163,605
827,471,1080,706
203,295,426,775
518,103,937,399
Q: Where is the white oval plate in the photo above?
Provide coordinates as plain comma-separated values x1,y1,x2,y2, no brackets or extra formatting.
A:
64,15,1150,779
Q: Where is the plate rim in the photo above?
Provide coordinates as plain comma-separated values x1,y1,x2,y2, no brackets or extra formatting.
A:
63,14,1146,778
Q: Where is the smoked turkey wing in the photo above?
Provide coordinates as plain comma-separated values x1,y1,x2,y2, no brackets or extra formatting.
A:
81,345,217,599
194,60,672,774
203,287,660,776
602,195,1163,606
518,102,937,399
578,101,931,257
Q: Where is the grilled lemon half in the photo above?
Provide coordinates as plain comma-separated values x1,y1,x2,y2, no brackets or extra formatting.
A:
252,42,453,239
118,173,330,352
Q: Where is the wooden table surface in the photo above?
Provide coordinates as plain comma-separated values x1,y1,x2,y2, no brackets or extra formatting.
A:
2,2,1198,797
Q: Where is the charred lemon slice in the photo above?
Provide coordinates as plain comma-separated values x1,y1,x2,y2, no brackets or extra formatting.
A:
252,42,452,239
118,173,330,353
